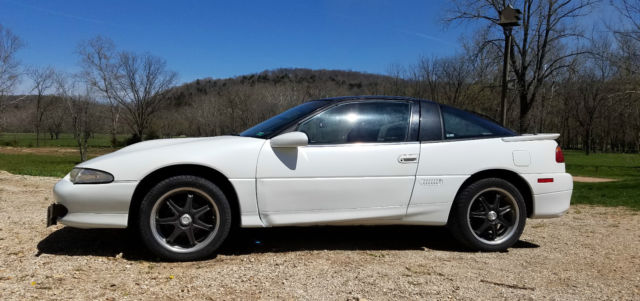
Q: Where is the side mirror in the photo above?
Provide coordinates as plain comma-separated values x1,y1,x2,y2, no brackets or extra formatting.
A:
270,131,309,148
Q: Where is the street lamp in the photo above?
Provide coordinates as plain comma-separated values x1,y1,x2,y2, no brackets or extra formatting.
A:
498,5,522,126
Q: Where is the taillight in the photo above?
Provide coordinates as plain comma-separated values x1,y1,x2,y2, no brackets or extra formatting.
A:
555,146,565,163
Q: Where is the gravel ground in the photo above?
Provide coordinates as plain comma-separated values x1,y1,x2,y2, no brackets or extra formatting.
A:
0,170,639,300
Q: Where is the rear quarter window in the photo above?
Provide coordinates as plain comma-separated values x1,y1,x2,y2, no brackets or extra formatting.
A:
441,105,515,140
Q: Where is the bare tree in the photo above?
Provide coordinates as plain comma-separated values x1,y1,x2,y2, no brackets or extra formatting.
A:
446,0,598,132
611,1,640,149
385,63,407,96
563,33,615,154
612,0,640,42
416,56,442,101
438,55,475,107
110,52,177,141
55,73,98,161
77,36,121,147
26,66,55,147
0,24,24,131
45,97,66,140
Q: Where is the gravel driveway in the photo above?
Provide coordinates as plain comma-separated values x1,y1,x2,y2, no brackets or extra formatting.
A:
0,170,638,300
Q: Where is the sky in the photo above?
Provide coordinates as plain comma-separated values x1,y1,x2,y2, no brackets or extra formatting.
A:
0,0,471,93
1,0,624,94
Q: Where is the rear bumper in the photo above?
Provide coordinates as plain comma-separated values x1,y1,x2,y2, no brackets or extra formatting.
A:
531,189,572,218
521,172,573,219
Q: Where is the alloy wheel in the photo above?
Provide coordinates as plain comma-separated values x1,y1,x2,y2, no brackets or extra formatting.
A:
466,187,520,245
150,187,220,253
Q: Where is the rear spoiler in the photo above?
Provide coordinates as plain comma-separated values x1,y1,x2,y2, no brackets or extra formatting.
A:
501,133,560,142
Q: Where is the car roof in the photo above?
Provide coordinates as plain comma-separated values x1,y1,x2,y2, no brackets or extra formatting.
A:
310,95,438,104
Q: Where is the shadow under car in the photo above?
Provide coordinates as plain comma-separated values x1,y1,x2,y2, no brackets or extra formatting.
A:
36,225,539,261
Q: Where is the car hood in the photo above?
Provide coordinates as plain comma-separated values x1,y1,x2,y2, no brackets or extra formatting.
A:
77,135,267,181
114,137,212,154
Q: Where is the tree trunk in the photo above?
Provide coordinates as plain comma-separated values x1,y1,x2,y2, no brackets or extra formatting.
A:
110,125,117,146
519,104,528,133
109,104,120,147
585,127,591,156
78,144,87,162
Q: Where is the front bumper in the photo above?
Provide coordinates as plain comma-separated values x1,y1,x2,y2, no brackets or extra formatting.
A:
51,175,138,229
46,203,68,227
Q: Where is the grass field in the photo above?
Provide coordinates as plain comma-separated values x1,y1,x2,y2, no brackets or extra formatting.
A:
564,150,640,210
0,132,128,148
0,139,637,210
0,152,82,177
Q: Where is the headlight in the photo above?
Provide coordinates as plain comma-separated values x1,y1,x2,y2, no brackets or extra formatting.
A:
69,168,114,184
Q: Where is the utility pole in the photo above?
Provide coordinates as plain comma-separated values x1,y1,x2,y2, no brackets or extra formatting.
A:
498,5,522,127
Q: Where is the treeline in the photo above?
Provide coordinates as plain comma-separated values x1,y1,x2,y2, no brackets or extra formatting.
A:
159,44,640,154
1,0,639,157
2,50,639,154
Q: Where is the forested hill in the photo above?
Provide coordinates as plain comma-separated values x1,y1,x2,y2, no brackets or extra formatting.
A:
1,68,405,137
165,68,400,107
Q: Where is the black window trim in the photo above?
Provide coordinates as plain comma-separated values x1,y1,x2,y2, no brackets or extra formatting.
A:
287,99,420,145
418,100,444,142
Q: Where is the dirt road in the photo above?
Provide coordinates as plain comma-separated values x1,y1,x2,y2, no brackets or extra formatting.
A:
0,171,638,300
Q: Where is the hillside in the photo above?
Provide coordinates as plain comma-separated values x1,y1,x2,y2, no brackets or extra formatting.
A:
1,68,404,136
166,68,401,107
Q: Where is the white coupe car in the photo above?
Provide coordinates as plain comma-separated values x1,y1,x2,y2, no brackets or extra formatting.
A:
48,96,572,260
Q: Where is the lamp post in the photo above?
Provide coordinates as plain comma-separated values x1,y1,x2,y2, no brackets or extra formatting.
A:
498,5,522,126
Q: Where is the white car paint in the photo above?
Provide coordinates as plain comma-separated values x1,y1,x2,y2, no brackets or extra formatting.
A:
256,142,420,225
52,115,571,230
55,135,267,228
405,136,571,225
53,133,572,229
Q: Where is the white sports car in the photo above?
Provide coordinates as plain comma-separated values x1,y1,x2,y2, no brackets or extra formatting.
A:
48,96,572,260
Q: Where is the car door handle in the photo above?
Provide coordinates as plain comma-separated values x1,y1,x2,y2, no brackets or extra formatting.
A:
398,154,419,164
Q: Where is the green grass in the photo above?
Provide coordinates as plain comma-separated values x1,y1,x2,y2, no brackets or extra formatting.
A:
565,150,640,210
0,153,81,177
0,144,638,210
0,132,128,148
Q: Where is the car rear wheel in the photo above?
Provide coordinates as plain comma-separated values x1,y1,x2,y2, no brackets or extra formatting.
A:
138,175,232,261
449,178,526,251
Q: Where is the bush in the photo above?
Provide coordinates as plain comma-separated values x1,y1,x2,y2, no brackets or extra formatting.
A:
144,130,160,141
125,134,142,145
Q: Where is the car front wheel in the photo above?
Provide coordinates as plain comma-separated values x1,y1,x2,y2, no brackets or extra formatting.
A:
449,178,527,251
138,175,232,261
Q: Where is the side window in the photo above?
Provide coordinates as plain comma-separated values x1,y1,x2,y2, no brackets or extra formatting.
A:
298,102,412,144
441,105,515,139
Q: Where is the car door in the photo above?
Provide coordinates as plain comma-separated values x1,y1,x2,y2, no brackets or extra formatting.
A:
256,100,420,225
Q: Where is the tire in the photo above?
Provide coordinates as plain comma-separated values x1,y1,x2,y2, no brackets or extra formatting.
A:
138,175,232,261
449,178,527,252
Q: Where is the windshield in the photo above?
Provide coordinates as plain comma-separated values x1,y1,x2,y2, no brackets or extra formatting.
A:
240,100,328,138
